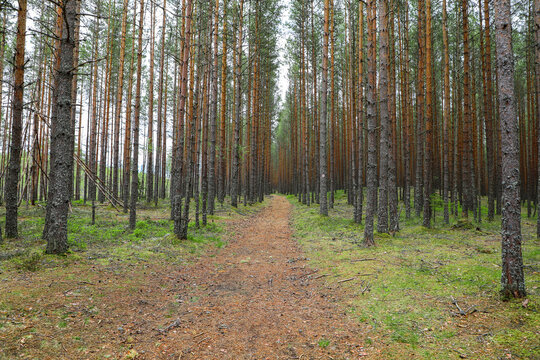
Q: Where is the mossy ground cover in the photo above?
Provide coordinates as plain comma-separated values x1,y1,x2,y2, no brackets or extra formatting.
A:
0,198,266,359
287,191,540,359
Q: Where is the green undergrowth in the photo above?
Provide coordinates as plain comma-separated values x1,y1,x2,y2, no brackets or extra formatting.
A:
0,197,266,272
287,191,540,359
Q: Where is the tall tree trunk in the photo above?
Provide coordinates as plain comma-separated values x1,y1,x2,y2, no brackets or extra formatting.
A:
388,0,399,232
218,0,228,205
535,0,540,238
4,0,27,239
364,0,377,246
123,1,137,212
89,3,100,223
329,0,335,209
231,0,243,208
130,0,145,230
402,1,412,219
423,0,433,227
481,0,496,221
154,0,167,205
146,1,155,202
442,0,450,224
462,0,473,218
173,0,191,233
494,0,526,298
113,0,129,201
319,0,330,216
207,0,219,215
44,0,80,254
377,0,389,234
415,0,425,218
69,0,81,200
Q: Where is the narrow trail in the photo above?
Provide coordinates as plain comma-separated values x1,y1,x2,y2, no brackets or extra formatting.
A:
159,195,365,359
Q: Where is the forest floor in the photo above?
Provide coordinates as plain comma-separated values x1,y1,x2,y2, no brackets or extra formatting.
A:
1,195,365,359
0,193,539,359
287,191,540,359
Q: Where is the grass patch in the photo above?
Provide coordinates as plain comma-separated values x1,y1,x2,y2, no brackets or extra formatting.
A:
288,190,540,359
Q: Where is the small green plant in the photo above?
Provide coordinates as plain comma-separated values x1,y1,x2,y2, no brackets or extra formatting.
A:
318,338,330,348
13,251,43,272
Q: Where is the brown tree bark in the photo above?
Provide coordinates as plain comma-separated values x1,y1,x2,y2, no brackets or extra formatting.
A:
415,0,425,218
44,0,80,254
207,0,220,215
130,0,145,230
388,0,399,233
377,0,389,234
231,0,243,208
442,0,450,224
494,0,526,298
535,0,540,238
423,0,433,227
4,0,27,239
462,0,473,218
89,2,100,223
154,0,167,206
319,0,330,216
123,1,137,212
364,0,377,246
329,0,335,209
112,0,129,202
218,0,228,205
173,0,192,236
146,1,156,202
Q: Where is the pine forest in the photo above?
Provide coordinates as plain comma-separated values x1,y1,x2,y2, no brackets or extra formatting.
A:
0,0,539,358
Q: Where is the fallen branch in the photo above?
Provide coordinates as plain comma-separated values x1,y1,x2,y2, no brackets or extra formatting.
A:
197,336,210,345
299,269,319,278
350,258,377,263
360,281,371,294
338,277,356,284
193,332,205,339
157,319,181,334
450,296,477,316
313,273,330,280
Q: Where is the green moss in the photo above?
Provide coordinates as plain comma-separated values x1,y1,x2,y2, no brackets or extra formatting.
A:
287,191,540,359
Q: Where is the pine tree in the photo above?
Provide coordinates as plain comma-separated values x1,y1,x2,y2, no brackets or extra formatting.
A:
494,0,526,298
4,0,27,240
44,0,80,254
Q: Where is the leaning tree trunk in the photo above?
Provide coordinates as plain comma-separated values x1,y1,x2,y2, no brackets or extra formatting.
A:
44,0,80,254
4,0,27,240
494,0,526,299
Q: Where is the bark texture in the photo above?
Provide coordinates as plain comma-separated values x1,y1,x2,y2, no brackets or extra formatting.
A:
494,0,526,298
319,0,330,217
4,0,27,239
363,0,377,246
44,0,79,254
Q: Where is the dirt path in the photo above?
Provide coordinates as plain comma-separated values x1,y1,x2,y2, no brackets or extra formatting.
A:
157,195,365,359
